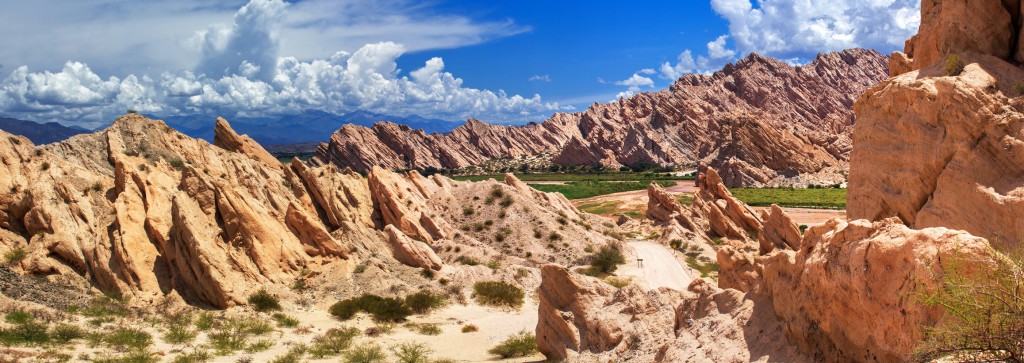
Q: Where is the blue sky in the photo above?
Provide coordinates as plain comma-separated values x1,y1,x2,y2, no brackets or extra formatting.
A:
0,0,920,128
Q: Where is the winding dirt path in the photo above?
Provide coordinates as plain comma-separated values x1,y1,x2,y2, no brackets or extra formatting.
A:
618,241,692,291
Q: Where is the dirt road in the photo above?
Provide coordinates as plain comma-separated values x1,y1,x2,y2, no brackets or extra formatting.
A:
618,241,692,291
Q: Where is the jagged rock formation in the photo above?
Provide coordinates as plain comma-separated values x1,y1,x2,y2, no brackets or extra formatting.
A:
544,168,998,362
0,114,359,307
535,264,807,362
850,0,1024,248
889,0,1024,75
315,49,889,187
647,168,765,252
0,114,617,309
762,218,994,362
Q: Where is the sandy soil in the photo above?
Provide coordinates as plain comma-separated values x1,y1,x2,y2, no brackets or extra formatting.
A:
618,241,692,291
179,300,545,363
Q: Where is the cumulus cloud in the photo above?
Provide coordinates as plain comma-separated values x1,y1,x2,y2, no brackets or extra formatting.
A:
632,0,920,93
613,73,655,99
710,0,919,59
193,0,288,81
528,75,551,82
0,0,564,128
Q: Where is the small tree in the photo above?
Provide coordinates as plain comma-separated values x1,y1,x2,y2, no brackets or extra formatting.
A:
914,250,1024,362
590,245,626,274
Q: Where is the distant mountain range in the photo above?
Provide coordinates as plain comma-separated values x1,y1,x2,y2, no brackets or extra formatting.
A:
313,49,891,187
154,110,461,145
0,110,462,147
0,117,91,144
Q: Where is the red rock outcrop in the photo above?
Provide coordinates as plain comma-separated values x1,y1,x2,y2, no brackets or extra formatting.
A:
850,9,1024,248
889,0,1022,75
316,49,889,187
535,264,808,362
761,218,995,362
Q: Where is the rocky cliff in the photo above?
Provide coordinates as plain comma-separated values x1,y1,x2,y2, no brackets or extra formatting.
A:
849,0,1024,248
314,49,890,187
0,114,615,308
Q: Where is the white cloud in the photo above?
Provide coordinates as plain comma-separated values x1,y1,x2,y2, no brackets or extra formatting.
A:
710,0,919,59
613,73,655,99
0,0,563,128
528,75,551,82
642,0,919,89
0,0,526,78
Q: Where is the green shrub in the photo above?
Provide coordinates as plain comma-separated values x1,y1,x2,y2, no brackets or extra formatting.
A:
171,349,211,363
93,350,159,363
461,324,479,333
245,339,274,353
308,327,360,358
40,162,50,171
459,256,479,266
81,296,130,318
913,251,1024,361
548,232,562,241
272,313,299,328
1016,82,1024,95
51,323,84,343
605,276,632,288
207,316,273,354
193,312,214,331
0,318,49,346
163,320,196,345
945,53,964,76
590,245,626,274
4,247,26,265
473,281,524,308
103,327,153,351
405,290,445,315
270,344,307,363
488,331,538,358
462,207,474,216
409,323,441,335
343,343,386,363
247,290,281,312
329,295,412,322
486,260,501,269
391,342,433,363
169,158,185,170
420,267,435,279
4,309,33,325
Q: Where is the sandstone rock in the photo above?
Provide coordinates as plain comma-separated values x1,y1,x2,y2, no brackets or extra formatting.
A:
535,264,623,362
849,53,1024,248
316,50,889,187
891,0,1018,75
383,225,442,270
0,114,404,307
761,218,995,362
715,246,759,293
213,117,282,169
368,167,455,243
758,204,802,253
536,264,807,362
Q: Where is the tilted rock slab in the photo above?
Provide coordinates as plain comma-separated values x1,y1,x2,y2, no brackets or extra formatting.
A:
316,50,889,187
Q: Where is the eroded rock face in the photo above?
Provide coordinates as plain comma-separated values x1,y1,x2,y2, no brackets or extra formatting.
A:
316,50,889,187
761,218,994,362
0,115,453,308
890,0,1021,75
535,265,807,362
849,53,1024,248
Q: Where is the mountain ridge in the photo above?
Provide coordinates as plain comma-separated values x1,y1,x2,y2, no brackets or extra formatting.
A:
314,48,890,187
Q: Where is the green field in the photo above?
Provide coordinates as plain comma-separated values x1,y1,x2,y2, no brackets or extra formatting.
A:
530,181,676,200
730,187,846,209
452,172,692,183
